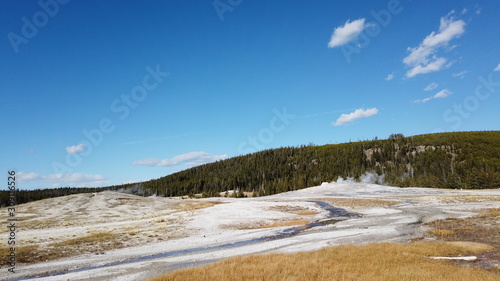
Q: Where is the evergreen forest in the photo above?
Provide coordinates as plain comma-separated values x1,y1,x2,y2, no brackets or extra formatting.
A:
2,131,499,206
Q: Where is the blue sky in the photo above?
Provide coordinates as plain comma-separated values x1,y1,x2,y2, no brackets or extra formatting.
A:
1,0,499,190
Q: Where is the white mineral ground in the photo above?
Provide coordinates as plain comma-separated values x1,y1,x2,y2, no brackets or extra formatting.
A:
1,181,499,281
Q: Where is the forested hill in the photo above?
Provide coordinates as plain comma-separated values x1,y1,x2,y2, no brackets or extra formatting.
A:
2,131,499,206
115,131,500,197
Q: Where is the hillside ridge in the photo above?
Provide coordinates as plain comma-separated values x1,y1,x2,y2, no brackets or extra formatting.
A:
117,131,500,197
3,131,499,206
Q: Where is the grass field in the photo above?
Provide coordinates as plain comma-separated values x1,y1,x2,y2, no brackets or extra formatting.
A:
149,241,498,281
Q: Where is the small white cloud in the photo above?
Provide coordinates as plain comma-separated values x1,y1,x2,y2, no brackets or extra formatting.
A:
415,89,452,103
66,144,86,154
133,152,228,167
424,82,439,91
328,18,367,48
384,73,394,81
403,13,466,78
333,108,378,126
433,89,453,99
494,63,500,71
461,8,468,14
406,57,447,78
452,70,468,78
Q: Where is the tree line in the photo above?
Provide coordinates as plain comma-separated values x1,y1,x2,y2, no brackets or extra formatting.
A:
2,131,499,206
132,131,500,197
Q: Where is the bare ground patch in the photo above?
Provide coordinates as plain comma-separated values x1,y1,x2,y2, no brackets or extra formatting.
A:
425,208,500,272
0,194,223,265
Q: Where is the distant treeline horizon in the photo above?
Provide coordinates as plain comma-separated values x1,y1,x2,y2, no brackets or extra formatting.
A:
2,131,499,206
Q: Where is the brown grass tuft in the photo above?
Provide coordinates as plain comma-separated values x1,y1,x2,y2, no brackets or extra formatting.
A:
268,205,317,215
428,229,456,237
438,195,500,204
0,231,122,265
235,219,310,230
481,208,500,218
178,201,224,212
297,211,319,215
257,219,310,229
316,198,401,209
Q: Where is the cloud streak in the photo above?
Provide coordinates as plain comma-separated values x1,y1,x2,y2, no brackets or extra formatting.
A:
403,12,466,78
414,89,453,103
328,18,367,48
17,172,107,187
333,108,378,126
133,152,228,167
452,70,468,78
405,57,448,78
66,144,86,154
424,82,439,91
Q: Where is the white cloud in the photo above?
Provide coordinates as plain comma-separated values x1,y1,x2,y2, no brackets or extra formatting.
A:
43,173,105,183
406,57,448,78
333,108,378,126
452,70,468,78
424,82,439,91
403,13,466,78
414,89,452,103
66,144,86,154
433,89,453,99
133,152,228,167
17,172,40,182
16,172,107,187
328,18,367,48
494,63,500,71
384,73,394,81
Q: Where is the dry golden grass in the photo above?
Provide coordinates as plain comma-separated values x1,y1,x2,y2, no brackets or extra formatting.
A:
481,208,500,218
149,242,499,281
316,198,401,209
57,230,116,247
235,219,310,230
268,205,319,216
437,195,500,204
178,201,224,212
257,219,310,229
427,229,456,237
0,231,123,265
297,211,319,215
